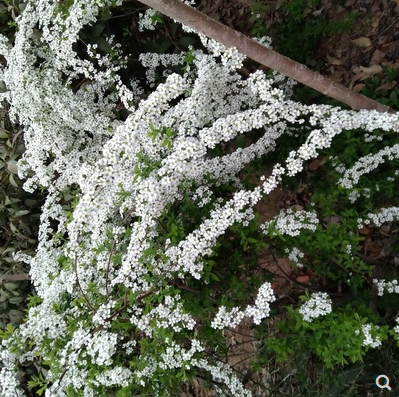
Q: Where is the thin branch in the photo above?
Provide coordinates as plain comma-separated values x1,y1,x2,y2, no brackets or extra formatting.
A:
74,252,96,313
105,239,117,298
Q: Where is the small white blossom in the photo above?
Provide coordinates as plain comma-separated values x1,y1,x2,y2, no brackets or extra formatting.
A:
360,323,382,348
299,292,332,322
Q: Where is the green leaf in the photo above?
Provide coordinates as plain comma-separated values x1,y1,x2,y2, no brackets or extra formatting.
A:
92,23,105,38
9,296,24,305
9,174,18,187
6,159,18,174
95,36,112,53
0,130,9,139
14,210,30,217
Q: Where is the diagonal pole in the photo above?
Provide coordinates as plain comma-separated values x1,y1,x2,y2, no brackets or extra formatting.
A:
137,0,394,113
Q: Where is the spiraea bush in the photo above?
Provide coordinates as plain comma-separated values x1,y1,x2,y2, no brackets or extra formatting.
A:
0,1,398,396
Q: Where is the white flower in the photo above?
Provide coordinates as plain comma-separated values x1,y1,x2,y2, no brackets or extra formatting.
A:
299,292,332,322
360,323,382,348
261,208,319,237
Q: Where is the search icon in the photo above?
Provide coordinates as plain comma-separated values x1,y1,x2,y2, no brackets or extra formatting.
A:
376,375,392,390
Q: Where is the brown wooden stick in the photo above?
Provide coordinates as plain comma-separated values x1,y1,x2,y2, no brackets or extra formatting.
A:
137,0,394,113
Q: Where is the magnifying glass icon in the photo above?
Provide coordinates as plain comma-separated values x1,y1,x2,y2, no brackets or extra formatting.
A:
376,375,392,390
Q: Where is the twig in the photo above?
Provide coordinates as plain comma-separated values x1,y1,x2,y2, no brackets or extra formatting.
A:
97,8,147,21
105,239,117,298
270,251,319,291
375,16,399,41
74,252,96,313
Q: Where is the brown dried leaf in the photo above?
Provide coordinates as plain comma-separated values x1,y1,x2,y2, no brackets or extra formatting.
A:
358,226,371,235
308,158,325,171
296,275,310,284
327,73,342,82
371,16,380,30
381,60,399,68
348,71,368,88
323,216,341,225
359,64,383,74
351,37,372,47
326,54,343,65
370,49,383,64
376,81,397,91
353,83,365,92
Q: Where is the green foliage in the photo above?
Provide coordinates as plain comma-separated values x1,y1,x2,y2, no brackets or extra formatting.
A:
271,0,356,65
264,301,382,367
0,103,43,329
361,69,399,111
0,0,26,40
250,2,268,38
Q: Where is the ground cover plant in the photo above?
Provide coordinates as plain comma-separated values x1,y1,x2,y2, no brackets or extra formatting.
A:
0,0,398,396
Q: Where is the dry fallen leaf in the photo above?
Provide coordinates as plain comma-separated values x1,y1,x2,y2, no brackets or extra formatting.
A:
371,16,380,30
351,37,372,47
327,73,342,82
353,83,365,92
359,64,383,74
308,158,325,171
296,275,310,284
326,54,343,65
376,81,398,91
381,60,399,69
358,226,371,235
370,49,383,64
348,70,369,88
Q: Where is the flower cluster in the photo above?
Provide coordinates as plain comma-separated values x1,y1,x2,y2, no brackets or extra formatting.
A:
131,295,196,336
139,52,185,85
261,208,319,237
86,331,118,366
299,292,332,322
339,143,399,189
356,324,382,348
211,282,275,328
159,339,203,370
394,318,399,335
358,206,399,228
286,247,305,268
246,281,276,324
373,279,399,296
211,306,246,330
138,8,159,31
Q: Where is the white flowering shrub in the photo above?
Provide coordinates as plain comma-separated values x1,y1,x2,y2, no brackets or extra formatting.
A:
0,0,399,395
